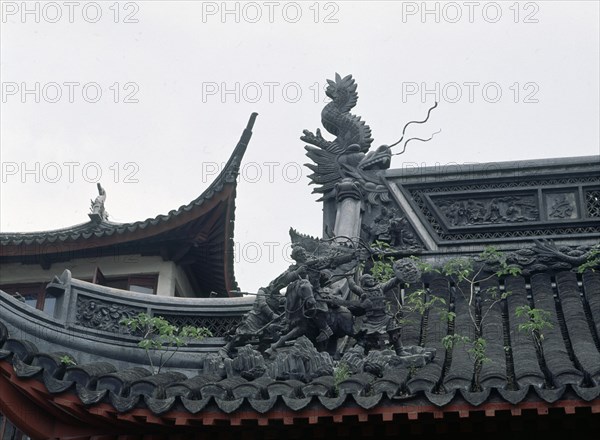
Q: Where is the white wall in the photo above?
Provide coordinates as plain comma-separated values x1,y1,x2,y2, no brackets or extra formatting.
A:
0,255,194,297
172,264,196,297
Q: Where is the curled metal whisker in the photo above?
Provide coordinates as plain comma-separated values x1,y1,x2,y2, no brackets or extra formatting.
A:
389,101,438,148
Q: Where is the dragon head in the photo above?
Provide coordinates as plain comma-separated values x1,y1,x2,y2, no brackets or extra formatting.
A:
357,145,392,171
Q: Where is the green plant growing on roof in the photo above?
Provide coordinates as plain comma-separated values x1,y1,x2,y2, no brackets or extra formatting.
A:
443,247,520,331
372,252,447,347
577,244,600,274
362,243,522,390
369,240,396,284
333,361,351,396
59,354,76,367
399,257,449,325
367,246,452,348
440,246,521,391
515,305,553,359
120,313,212,374
388,286,449,344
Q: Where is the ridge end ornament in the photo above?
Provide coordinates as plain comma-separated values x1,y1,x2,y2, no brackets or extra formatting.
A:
301,73,440,203
301,72,439,244
89,182,109,222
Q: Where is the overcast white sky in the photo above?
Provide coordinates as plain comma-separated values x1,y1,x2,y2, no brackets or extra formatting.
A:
1,1,599,293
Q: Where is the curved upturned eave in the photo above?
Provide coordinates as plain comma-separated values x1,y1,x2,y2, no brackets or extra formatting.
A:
0,113,257,256
0,113,257,297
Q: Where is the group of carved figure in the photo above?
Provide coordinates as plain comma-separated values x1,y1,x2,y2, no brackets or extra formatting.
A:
221,244,422,359
220,72,598,365
439,196,539,226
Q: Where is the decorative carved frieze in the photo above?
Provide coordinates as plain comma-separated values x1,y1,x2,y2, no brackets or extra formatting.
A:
434,194,539,226
75,296,144,333
400,176,600,242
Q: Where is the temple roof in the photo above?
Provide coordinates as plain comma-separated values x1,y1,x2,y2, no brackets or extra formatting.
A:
0,113,258,297
1,268,599,437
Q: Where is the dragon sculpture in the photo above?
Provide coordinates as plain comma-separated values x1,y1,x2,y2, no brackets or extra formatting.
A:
301,73,438,204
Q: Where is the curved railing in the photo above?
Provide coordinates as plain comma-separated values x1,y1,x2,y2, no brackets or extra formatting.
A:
0,270,254,372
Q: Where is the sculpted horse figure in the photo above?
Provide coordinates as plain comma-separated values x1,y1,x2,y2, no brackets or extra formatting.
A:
265,276,355,357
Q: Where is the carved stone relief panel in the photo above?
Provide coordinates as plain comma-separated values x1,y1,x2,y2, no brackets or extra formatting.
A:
75,295,144,333
398,176,599,242
432,194,539,227
545,191,579,220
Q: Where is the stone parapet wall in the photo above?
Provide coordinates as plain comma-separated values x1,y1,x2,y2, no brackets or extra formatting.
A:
0,269,254,372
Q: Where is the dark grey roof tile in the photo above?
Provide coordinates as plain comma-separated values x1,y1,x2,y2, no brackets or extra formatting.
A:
551,368,584,387
248,396,277,413
555,272,600,380
534,385,567,403
480,372,509,390
130,371,188,398
165,384,192,398
460,388,491,406
303,376,335,397
251,376,274,387
12,355,42,378
0,322,7,348
166,374,222,399
572,384,600,401
200,382,229,399
515,368,546,389
383,364,414,382
144,395,176,415
76,383,107,405
267,380,304,398
96,367,152,396
281,395,312,411
337,373,375,396
531,273,583,387
109,390,140,412
371,377,402,398
444,375,472,392
201,377,247,399
425,390,456,407
406,372,438,394
582,272,600,338
63,362,117,388
497,386,530,404
43,369,75,394
180,396,212,413
214,397,244,413
232,382,261,399
318,394,347,410
32,353,69,378
2,339,38,363
353,393,382,409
